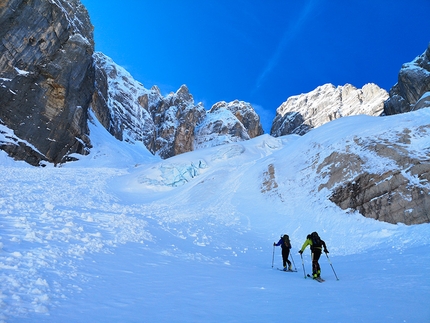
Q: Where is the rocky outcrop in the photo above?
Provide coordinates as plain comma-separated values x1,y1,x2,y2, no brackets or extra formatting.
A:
0,0,95,165
149,85,206,159
317,126,430,225
271,83,388,137
384,44,430,115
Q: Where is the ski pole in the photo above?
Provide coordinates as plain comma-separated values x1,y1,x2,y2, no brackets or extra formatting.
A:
271,245,275,268
300,253,306,278
289,252,297,271
325,252,339,280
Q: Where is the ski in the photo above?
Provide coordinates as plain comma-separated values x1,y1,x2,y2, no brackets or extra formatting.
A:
307,274,325,282
277,268,297,272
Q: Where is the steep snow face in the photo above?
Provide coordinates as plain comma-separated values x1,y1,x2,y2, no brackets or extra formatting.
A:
271,83,388,136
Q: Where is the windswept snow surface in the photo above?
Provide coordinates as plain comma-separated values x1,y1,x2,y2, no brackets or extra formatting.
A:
1,110,430,322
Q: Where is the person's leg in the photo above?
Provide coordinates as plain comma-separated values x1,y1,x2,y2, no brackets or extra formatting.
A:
286,250,292,270
282,248,288,268
314,249,322,277
311,252,318,277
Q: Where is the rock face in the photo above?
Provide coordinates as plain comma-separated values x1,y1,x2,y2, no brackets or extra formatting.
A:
0,0,95,165
271,83,388,137
384,44,430,115
317,127,430,225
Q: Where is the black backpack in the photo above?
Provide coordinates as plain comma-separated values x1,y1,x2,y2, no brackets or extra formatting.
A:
282,235,291,248
309,232,322,248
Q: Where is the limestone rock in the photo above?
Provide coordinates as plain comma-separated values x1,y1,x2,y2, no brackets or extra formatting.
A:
271,83,388,136
384,44,430,115
317,126,430,225
0,0,95,165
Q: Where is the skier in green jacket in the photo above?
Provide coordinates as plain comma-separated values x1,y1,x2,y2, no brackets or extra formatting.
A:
298,232,329,279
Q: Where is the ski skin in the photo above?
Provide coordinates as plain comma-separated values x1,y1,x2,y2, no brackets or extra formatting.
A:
277,268,298,272
307,274,325,282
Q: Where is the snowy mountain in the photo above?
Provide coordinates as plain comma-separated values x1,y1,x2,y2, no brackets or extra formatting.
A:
1,106,430,322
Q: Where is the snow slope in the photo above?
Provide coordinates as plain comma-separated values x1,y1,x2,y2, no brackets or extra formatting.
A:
1,109,429,322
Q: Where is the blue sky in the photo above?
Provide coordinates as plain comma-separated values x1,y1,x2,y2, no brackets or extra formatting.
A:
80,0,430,132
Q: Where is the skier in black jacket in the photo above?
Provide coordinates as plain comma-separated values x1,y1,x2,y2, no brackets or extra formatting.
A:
274,234,292,271
299,231,329,279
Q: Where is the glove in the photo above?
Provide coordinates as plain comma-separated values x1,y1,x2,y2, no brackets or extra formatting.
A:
273,243,276,246
324,249,329,254
298,250,303,255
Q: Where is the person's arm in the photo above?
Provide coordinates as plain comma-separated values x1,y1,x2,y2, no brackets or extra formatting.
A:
299,239,311,253
322,240,329,253
273,238,282,246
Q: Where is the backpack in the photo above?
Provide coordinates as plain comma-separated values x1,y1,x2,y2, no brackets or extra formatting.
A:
282,235,291,248
309,232,322,248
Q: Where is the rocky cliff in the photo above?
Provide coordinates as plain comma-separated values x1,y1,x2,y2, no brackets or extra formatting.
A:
0,0,94,165
384,44,430,115
271,83,388,137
